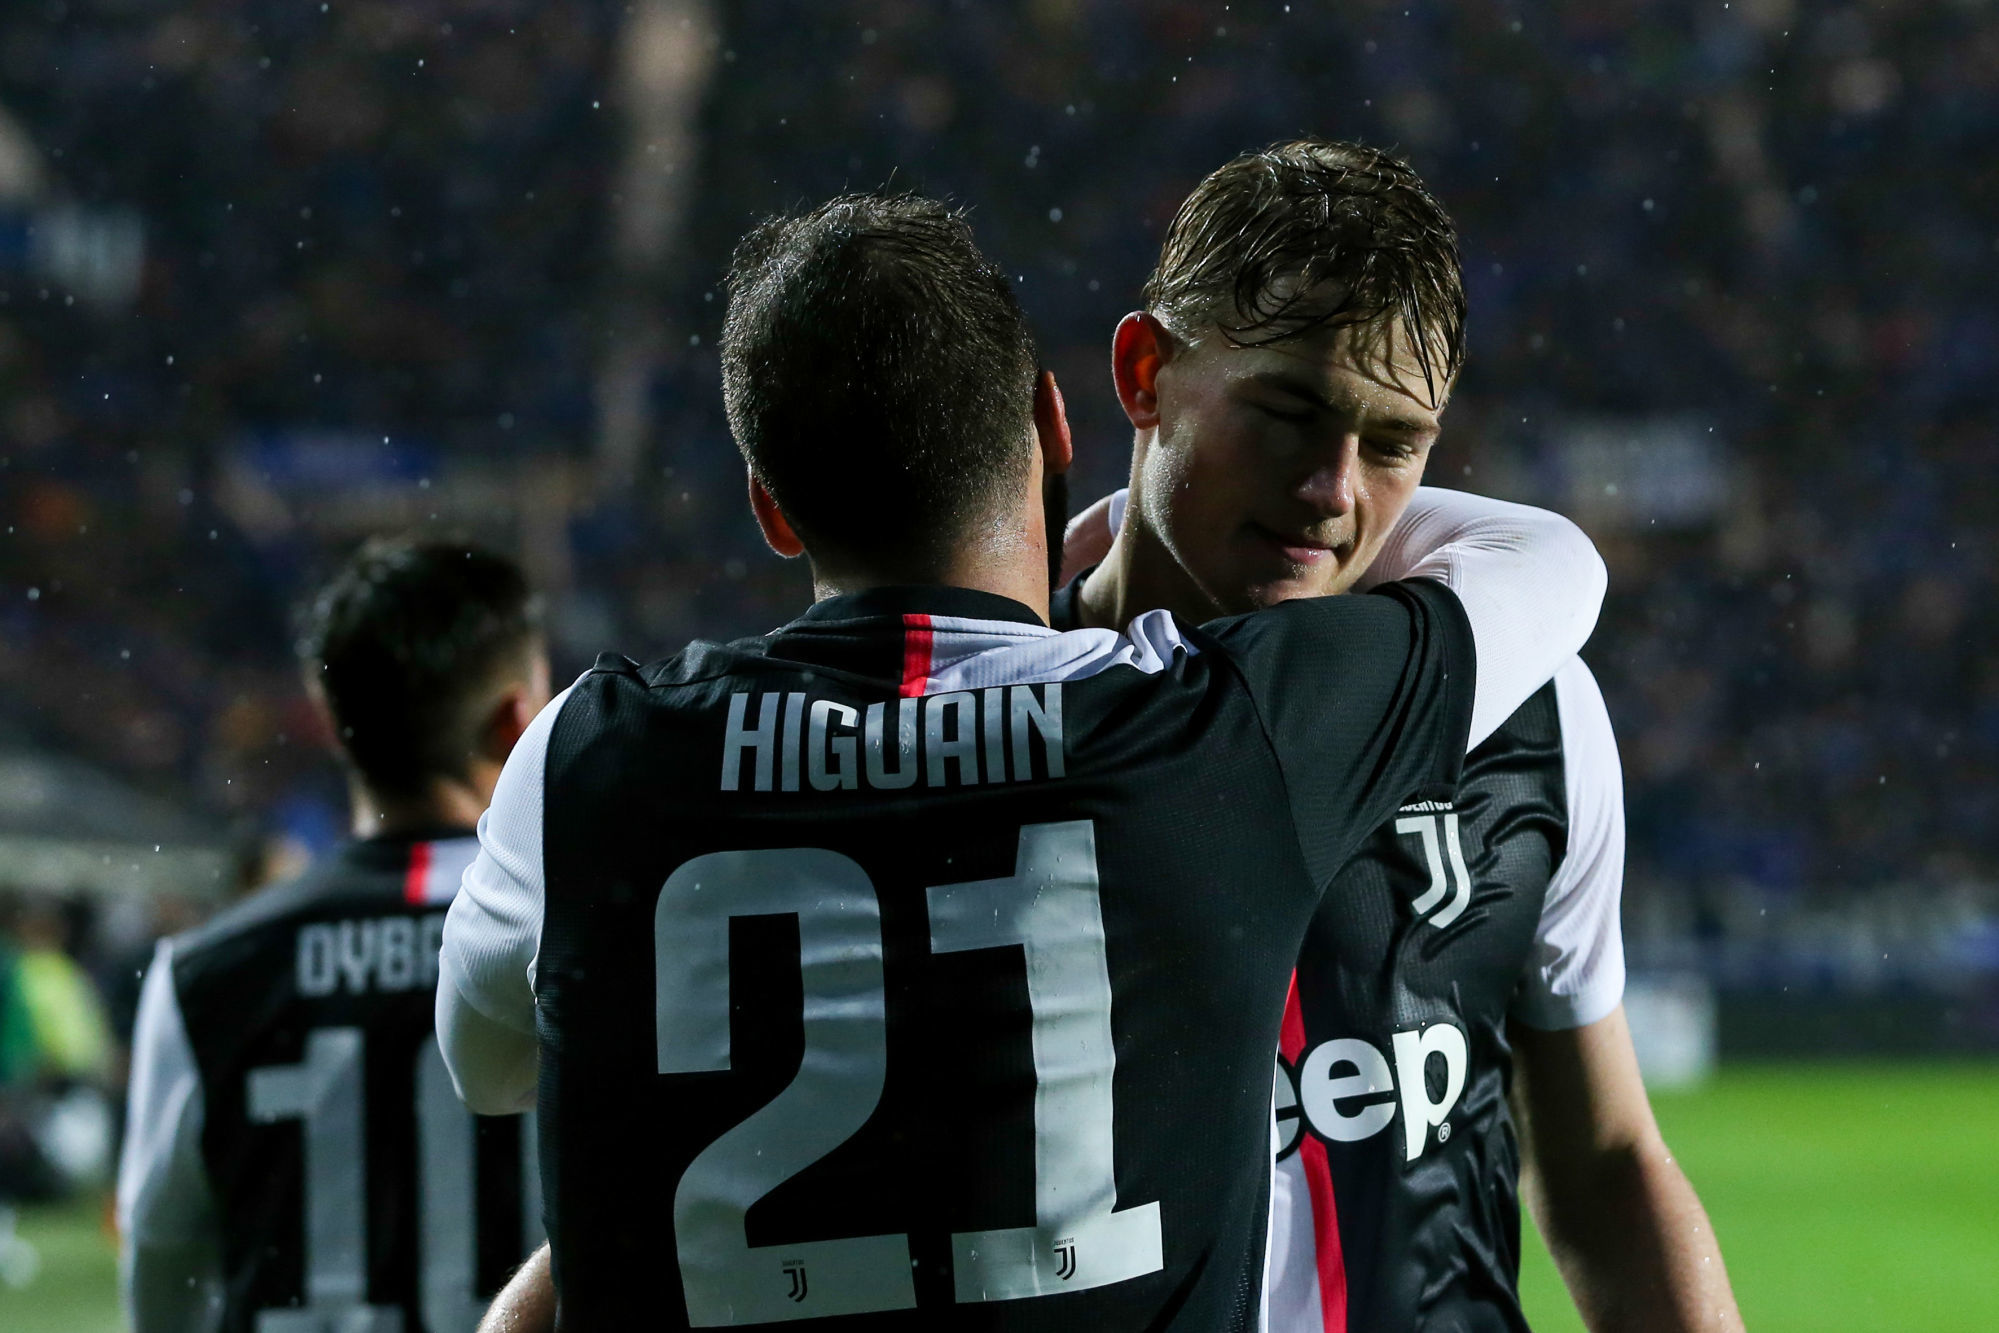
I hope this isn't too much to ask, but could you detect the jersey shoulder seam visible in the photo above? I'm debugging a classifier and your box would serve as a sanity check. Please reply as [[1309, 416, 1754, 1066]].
[[1190, 622, 1328, 895]]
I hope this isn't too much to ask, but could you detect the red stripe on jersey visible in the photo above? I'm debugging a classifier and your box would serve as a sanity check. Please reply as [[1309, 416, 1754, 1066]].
[[1282, 972, 1349, 1332], [900, 613, 934, 697], [1280, 970, 1308, 1061], [404, 841, 432, 906]]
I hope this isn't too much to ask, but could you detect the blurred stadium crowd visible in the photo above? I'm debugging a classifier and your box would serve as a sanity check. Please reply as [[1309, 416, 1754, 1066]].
[[1, 0, 1997, 1173]]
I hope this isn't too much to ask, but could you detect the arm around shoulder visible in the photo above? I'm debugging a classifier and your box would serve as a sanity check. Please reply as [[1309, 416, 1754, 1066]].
[[1361, 486, 1607, 747]]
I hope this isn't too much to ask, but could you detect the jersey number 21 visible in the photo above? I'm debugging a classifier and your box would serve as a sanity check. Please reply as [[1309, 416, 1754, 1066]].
[[656, 820, 1164, 1326]]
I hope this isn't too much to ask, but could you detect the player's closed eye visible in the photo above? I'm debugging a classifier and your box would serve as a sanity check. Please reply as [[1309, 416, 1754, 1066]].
[[1252, 400, 1316, 425]]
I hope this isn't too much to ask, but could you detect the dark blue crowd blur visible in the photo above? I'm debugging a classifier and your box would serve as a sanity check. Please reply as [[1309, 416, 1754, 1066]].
[[1, 1, 1994, 970]]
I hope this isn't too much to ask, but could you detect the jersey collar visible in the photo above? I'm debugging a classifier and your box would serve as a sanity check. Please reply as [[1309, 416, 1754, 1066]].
[[791, 585, 1051, 630], [1048, 567, 1094, 633]]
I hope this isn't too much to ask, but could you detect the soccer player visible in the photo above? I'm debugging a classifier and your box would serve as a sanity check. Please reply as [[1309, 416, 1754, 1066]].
[[118, 539, 553, 1332], [1058, 140, 1743, 1331], [438, 192, 1604, 1330]]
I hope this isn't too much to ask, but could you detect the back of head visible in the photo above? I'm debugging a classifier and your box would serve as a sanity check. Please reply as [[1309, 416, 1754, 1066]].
[[1144, 138, 1465, 403], [720, 193, 1039, 571], [298, 537, 540, 801]]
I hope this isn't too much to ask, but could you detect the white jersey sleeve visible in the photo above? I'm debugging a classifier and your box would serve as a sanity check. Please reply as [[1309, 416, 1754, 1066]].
[[1511, 657, 1628, 1030], [437, 685, 569, 1113], [1104, 486, 1606, 750], [118, 939, 225, 1331], [1356, 486, 1606, 749]]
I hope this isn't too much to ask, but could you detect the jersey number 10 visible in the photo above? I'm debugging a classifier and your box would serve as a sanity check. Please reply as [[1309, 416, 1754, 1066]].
[[656, 819, 1165, 1326], [245, 1031, 542, 1331]]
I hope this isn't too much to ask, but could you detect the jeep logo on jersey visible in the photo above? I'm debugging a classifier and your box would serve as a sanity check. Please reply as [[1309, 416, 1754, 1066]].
[[1275, 1022, 1469, 1162]]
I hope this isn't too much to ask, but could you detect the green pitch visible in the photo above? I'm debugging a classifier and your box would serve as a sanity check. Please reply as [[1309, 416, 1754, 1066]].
[[10, 1062, 1998, 1331], [1519, 1062, 1999, 1332]]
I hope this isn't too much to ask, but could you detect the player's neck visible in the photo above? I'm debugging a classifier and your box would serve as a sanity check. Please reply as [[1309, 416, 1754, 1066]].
[[809, 511, 1054, 623], [348, 773, 489, 841], [1079, 518, 1224, 631]]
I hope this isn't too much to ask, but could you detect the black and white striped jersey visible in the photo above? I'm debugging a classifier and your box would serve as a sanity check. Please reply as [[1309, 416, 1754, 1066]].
[[442, 582, 1477, 1331], [118, 834, 544, 1332], [1061, 488, 1627, 1333], [1262, 658, 1626, 1333]]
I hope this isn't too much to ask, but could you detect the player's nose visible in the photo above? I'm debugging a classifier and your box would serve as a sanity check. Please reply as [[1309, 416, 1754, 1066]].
[[1294, 436, 1359, 517]]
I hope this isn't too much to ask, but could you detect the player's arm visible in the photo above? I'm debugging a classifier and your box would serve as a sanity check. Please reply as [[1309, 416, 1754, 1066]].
[[1513, 1013, 1742, 1333], [1207, 580, 1480, 887], [118, 940, 225, 1333], [1058, 489, 1120, 587], [479, 1242, 557, 1333], [1507, 662, 1743, 1332], [1067, 485, 1605, 748], [437, 688, 570, 1115], [1352, 485, 1606, 746]]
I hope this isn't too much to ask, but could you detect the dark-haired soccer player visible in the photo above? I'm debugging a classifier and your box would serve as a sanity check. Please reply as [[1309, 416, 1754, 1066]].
[[119, 539, 552, 1332], [441, 191, 1604, 1331], [1059, 139, 1742, 1332]]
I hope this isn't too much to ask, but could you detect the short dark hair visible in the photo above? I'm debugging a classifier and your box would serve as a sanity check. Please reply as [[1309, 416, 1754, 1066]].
[[720, 193, 1038, 568], [1143, 138, 1466, 402], [298, 538, 540, 798]]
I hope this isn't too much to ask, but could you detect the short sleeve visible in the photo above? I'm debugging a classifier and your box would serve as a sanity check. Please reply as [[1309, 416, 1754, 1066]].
[[1511, 658, 1628, 1030], [440, 685, 570, 1035], [1205, 580, 1477, 889], [117, 939, 217, 1244]]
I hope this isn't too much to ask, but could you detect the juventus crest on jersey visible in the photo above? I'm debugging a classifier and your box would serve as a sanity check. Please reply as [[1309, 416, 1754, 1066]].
[[1265, 659, 1627, 1333], [120, 835, 544, 1332], [1042, 572, 1627, 1333], [444, 582, 1477, 1330]]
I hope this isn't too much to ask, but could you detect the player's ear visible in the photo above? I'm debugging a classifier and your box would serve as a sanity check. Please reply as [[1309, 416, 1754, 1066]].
[[478, 682, 537, 764], [747, 472, 806, 558], [1033, 369, 1073, 477], [1112, 312, 1170, 431]]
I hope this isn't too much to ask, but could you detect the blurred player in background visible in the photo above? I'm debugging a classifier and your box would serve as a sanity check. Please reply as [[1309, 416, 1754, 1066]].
[[442, 191, 1604, 1330], [118, 539, 552, 1332], [1058, 139, 1742, 1332]]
